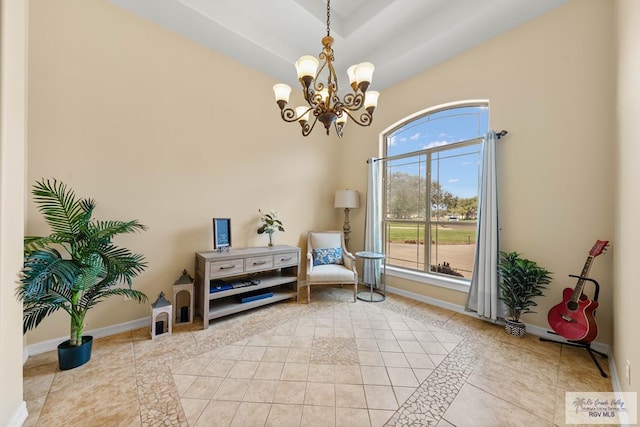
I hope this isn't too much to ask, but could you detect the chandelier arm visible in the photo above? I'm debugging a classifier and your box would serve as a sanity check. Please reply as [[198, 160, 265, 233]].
[[340, 92, 365, 110], [323, 51, 338, 95], [280, 106, 306, 123], [310, 91, 324, 107], [303, 86, 317, 105], [340, 108, 373, 127], [301, 115, 319, 136], [313, 56, 329, 94]]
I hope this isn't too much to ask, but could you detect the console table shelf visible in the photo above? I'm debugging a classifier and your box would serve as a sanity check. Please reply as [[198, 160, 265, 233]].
[[195, 245, 300, 329]]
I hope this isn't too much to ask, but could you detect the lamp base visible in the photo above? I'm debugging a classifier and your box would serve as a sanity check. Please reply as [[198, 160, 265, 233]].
[[343, 208, 351, 249]]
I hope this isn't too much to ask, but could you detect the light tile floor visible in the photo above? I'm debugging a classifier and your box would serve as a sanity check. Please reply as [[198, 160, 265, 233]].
[[23, 287, 613, 426]]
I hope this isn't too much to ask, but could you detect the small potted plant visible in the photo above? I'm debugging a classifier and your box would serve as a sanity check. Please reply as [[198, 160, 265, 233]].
[[19, 179, 148, 370], [257, 209, 284, 247], [498, 251, 552, 337]]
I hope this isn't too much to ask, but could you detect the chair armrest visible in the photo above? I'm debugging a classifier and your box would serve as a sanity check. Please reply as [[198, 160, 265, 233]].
[[343, 250, 356, 270], [307, 252, 314, 273]]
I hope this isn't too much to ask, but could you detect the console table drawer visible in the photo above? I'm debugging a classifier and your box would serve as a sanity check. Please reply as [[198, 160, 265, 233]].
[[210, 259, 244, 278], [245, 255, 273, 273], [274, 252, 298, 268]]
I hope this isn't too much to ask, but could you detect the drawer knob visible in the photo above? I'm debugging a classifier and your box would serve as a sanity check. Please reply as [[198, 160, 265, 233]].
[[281, 257, 292, 261], [253, 261, 267, 265], [219, 265, 235, 270]]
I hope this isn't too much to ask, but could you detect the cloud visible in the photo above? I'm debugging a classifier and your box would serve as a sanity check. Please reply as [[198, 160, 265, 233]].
[[424, 140, 449, 149], [461, 161, 471, 166], [448, 178, 459, 183], [409, 133, 421, 140]]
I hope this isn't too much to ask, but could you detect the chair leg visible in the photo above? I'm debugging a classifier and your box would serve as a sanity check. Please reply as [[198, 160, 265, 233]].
[[353, 282, 357, 302]]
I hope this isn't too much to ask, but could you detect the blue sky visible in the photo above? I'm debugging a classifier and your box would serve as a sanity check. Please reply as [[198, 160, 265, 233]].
[[387, 106, 488, 199]]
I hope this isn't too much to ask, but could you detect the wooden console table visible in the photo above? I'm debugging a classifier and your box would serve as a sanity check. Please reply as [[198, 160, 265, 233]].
[[195, 245, 300, 329]]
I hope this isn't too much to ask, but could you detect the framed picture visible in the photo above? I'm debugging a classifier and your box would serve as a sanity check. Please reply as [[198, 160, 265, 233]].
[[212, 218, 231, 251]]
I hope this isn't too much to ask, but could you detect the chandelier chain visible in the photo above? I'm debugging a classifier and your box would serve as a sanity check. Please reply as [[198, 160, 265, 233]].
[[326, 0, 331, 37]]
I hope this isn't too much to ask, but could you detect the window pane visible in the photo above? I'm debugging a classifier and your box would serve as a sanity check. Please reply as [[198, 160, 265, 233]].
[[385, 156, 427, 220], [387, 106, 488, 157], [429, 144, 479, 279], [430, 144, 480, 220], [430, 222, 476, 279], [385, 221, 425, 271]]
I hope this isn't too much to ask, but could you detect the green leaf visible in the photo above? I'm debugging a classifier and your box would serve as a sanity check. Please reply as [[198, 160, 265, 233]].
[[31, 179, 88, 236]]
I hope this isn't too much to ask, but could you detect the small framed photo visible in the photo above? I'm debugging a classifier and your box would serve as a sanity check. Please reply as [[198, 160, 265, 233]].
[[213, 218, 231, 251]]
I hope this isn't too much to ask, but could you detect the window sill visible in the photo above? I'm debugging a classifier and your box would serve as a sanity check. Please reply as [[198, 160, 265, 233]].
[[384, 266, 470, 293]]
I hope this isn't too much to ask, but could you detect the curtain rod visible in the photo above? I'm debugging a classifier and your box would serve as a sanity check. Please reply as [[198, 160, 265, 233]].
[[367, 129, 508, 163]]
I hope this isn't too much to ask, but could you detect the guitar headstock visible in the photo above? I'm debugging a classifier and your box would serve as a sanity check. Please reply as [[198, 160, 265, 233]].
[[589, 240, 609, 257]]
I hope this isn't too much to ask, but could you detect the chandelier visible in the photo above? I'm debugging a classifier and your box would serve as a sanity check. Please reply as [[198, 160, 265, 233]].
[[272, 0, 379, 138]]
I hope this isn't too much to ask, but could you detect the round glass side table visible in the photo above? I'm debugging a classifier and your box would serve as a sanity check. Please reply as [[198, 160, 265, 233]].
[[355, 251, 386, 302]]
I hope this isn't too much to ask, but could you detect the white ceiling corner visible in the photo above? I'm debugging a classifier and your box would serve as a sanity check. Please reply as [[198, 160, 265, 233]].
[[106, 0, 568, 90]]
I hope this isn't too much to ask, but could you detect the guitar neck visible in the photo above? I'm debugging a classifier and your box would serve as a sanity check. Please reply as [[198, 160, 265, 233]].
[[570, 256, 594, 303]]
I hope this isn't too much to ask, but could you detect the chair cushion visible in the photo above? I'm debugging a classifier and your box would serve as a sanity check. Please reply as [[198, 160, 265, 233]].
[[312, 247, 344, 266], [308, 264, 355, 283]]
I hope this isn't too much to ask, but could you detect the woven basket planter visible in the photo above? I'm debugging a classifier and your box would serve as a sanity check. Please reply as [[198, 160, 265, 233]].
[[505, 319, 526, 338]]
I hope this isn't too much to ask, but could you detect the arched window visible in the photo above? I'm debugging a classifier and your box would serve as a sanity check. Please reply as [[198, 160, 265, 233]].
[[382, 101, 488, 285]]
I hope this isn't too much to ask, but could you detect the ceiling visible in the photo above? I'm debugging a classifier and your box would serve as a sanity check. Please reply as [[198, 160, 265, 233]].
[[106, 0, 567, 90]]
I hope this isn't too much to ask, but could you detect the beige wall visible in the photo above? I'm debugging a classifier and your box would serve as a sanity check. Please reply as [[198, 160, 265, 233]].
[[26, 0, 344, 344], [25, 0, 619, 353], [342, 0, 616, 345], [614, 0, 640, 393], [0, 0, 27, 425]]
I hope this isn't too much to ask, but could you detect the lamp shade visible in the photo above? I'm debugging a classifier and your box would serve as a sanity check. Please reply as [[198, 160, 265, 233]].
[[273, 83, 291, 103], [364, 91, 379, 110], [354, 62, 375, 85], [295, 55, 319, 79], [334, 189, 360, 209]]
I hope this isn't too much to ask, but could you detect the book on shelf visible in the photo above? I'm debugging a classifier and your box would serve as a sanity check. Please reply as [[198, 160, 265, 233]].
[[239, 290, 273, 304], [210, 284, 232, 293]]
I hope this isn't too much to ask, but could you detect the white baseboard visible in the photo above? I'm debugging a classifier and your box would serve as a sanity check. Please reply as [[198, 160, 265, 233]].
[[387, 285, 482, 317], [26, 317, 151, 356], [6, 401, 27, 427]]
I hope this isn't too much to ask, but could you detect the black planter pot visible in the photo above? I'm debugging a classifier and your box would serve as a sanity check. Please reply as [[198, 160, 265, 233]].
[[57, 336, 93, 370]]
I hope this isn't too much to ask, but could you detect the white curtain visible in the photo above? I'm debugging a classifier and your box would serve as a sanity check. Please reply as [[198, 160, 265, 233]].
[[466, 131, 506, 320], [364, 157, 382, 286]]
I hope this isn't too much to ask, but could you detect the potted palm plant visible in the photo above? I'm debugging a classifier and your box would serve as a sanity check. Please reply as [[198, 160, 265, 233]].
[[498, 251, 552, 337], [19, 179, 148, 370]]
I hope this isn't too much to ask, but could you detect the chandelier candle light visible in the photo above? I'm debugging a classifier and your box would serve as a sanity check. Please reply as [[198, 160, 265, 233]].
[[273, 0, 379, 138]]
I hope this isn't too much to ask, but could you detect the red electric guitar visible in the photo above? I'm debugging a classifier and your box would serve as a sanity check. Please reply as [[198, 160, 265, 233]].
[[547, 240, 608, 343]]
